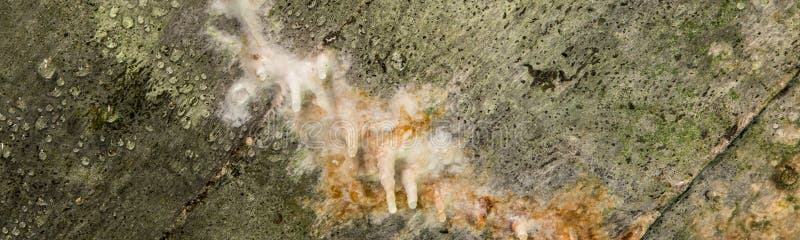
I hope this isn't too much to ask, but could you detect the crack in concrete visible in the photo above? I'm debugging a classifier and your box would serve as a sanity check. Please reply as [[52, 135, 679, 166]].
[[159, 113, 271, 239], [158, 2, 379, 238], [641, 67, 800, 239], [321, 0, 372, 46]]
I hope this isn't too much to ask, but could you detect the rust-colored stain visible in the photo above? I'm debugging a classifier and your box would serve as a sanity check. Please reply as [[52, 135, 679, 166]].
[[311, 152, 614, 240], [286, 69, 614, 238], [210, 0, 616, 239]]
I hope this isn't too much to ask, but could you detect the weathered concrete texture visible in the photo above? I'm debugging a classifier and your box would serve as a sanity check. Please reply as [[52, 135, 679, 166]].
[[0, 1, 239, 239], [271, 0, 799, 238], [643, 72, 800, 239], [0, 0, 799, 239]]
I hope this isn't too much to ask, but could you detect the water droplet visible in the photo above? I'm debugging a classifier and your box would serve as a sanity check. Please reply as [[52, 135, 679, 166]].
[[170, 0, 180, 8], [56, 77, 65, 86], [35, 116, 47, 130], [50, 88, 63, 98], [180, 84, 193, 93], [69, 87, 81, 97], [168, 76, 178, 84], [207, 133, 216, 142], [185, 150, 194, 158], [15, 98, 26, 110], [109, 6, 119, 18], [1, 148, 10, 159], [126, 140, 135, 150], [166, 66, 174, 74], [122, 16, 134, 28], [81, 157, 90, 166], [37, 57, 57, 79], [271, 141, 285, 151], [390, 51, 406, 71], [151, 7, 167, 17], [106, 39, 117, 49], [170, 49, 183, 62], [45, 135, 52, 143], [38, 150, 47, 161], [75, 63, 92, 77], [137, 15, 145, 24]]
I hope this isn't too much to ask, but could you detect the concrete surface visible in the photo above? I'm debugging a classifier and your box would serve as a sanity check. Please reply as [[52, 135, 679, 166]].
[[1, 0, 798, 239]]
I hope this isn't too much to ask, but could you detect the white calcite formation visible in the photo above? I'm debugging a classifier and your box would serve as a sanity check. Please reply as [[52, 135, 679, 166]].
[[209, 1, 611, 239], [209, 0, 465, 215]]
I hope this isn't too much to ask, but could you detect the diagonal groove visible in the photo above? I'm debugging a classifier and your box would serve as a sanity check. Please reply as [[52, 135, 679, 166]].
[[641, 67, 800, 239], [159, 2, 376, 238], [159, 115, 269, 240]]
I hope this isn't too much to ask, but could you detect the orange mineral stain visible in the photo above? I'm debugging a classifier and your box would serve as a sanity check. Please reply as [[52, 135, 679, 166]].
[[210, 0, 615, 239]]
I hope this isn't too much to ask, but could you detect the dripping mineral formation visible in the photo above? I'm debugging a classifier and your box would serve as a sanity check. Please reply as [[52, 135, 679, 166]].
[[210, 0, 614, 239]]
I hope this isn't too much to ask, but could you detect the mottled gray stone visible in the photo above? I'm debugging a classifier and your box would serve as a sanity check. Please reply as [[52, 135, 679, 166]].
[[0, 0, 798, 239]]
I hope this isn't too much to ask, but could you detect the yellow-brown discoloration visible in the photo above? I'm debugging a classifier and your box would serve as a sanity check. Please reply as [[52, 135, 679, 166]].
[[211, 0, 616, 239]]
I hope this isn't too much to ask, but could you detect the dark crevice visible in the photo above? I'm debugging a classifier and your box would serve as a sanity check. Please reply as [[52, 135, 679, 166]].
[[641, 68, 800, 239], [156, 2, 383, 237], [159, 109, 275, 239], [321, 0, 372, 46]]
